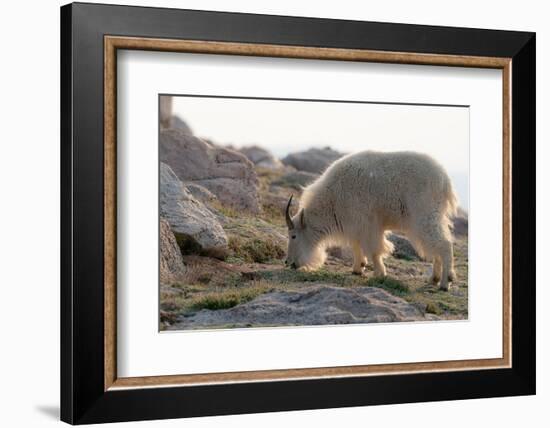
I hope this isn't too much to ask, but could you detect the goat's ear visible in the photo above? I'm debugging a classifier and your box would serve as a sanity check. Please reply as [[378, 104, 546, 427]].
[[299, 209, 306, 228]]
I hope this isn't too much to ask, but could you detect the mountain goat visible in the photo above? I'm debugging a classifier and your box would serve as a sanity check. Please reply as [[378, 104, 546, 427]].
[[285, 151, 458, 290]]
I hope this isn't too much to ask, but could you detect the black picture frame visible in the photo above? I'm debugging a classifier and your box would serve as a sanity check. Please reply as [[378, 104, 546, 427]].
[[61, 2, 535, 424]]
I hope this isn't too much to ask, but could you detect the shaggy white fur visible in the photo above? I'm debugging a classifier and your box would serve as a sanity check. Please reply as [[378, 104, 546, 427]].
[[285, 150, 458, 291]]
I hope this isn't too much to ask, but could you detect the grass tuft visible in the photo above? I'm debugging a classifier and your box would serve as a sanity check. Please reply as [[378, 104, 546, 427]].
[[228, 235, 285, 263], [425, 302, 442, 315], [255, 268, 346, 285], [210, 200, 240, 218], [187, 283, 273, 312], [366, 276, 410, 296]]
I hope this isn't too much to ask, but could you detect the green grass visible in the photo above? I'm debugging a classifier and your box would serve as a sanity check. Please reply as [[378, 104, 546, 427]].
[[255, 268, 347, 285], [366, 276, 410, 296], [185, 283, 274, 312], [400, 283, 468, 317], [424, 302, 442, 315], [255, 268, 411, 298], [161, 280, 278, 320], [227, 230, 286, 264], [210, 200, 241, 218], [189, 293, 252, 311], [242, 239, 285, 263]]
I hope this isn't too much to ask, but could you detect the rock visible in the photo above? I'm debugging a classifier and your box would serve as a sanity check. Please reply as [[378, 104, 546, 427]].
[[158, 94, 193, 133], [160, 162, 228, 257], [170, 115, 193, 135], [170, 285, 434, 329], [184, 182, 218, 204], [159, 218, 187, 284], [453, 207, 468, 237], [272, 170, 319, 190], [281, 147, 344, 173], [388, 233, 421, 261], [160, 129, 261, 213], [327, 246, 354, 263], [238, 145, 285, 170]]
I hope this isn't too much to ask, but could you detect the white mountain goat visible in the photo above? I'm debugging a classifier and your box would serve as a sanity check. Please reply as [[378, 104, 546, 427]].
[[284, 151, 458, 290]]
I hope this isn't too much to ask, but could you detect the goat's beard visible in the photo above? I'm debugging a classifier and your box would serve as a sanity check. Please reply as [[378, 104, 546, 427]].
[[296, 245, 327, 272]]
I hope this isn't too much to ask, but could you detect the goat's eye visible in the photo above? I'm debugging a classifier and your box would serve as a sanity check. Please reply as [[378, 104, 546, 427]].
[[291, 235, 296, 239]]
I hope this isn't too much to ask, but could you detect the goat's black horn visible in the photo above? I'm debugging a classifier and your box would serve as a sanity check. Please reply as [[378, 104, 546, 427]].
[[285, 195, 294, 229]]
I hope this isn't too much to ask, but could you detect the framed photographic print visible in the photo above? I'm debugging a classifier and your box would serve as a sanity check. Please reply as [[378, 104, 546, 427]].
[[60, 2, 536, 424]]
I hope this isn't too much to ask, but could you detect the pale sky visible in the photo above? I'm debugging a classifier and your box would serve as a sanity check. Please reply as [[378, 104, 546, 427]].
[[171, 96, 469, 210]]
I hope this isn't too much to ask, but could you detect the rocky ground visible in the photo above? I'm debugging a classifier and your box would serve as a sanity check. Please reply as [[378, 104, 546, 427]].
[[159, 114, 469, 331]]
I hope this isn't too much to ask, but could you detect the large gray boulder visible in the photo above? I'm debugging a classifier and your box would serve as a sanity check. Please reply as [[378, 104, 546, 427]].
[[170, 285, 434, 329], [170, 115, 193, 135], [272, 170, 319, 190], [327, 234, 420, 264], [159, 218, 186, 285], [184, 182, 218, 205], [388, 233, 421, 261], [158, 95, 193, 133], [238, 145, 285, 170], [160, 129, 261, 213], [160, 162, 228, 257], [281, 147, 344, 173]]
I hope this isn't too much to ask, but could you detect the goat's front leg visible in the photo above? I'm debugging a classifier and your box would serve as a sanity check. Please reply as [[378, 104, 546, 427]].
[[352, 242, 366, 275]]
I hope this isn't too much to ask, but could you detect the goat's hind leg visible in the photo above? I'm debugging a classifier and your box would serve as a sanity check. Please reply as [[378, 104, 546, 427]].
[[415, 216, 456, 291], [371, 254, 387, 278], [438, 240, 455, 291], [430, 256, 442, 285]]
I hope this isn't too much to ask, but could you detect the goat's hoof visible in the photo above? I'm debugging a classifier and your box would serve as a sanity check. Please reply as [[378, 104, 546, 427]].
[[430, 275, 441, 285], [439, 282, 450, 291], [448, 270, 457, 282], [352, 269, 364, 276]]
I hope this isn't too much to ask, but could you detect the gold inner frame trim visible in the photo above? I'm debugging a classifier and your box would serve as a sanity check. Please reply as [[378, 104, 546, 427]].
[[104, 35, 512, 391]]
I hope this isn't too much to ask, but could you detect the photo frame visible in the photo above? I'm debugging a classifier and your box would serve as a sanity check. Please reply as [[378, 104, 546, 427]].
[[61, 2, 535, 424]]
